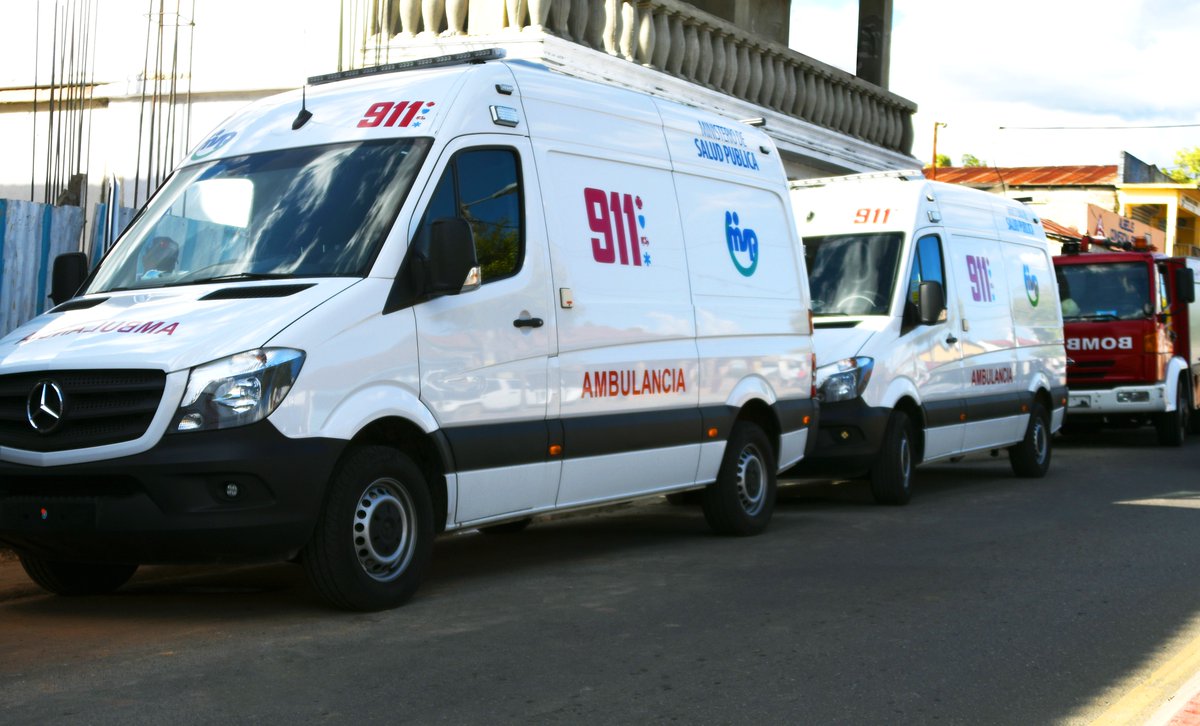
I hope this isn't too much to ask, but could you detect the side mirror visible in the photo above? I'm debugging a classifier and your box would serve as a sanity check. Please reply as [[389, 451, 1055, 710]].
[[1176, 267, 1196, 304], [424, 217, 480, 296], [918, 280, 945, 325], [50, 252, 89, 305]]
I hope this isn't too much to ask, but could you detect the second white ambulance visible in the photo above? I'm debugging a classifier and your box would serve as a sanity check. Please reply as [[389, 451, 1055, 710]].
[[787, 170, 1067, 503], [0, 50, 815, 610]]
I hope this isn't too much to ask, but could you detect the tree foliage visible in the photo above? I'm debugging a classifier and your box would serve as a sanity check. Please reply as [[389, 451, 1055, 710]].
[[961, 154, 985, 167], [1167, 147, 1200, 183]]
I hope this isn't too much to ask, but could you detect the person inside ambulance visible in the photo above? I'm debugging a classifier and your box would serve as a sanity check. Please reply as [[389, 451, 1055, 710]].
[[139, 236, 179, 280]]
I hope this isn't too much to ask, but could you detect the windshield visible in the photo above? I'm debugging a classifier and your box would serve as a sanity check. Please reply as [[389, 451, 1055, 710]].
[[1055, 261, 1152, 321], [804, 232, 904, 316], [87, 138, 432, 293]]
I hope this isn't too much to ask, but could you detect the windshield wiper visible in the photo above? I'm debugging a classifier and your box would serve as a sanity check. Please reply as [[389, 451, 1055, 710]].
[[1068, 313, 1119, 321], [167, 272, 296, 286]]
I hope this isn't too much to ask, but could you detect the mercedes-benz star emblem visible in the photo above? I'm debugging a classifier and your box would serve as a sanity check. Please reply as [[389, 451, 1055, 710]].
[[26, 380, 66, 434]]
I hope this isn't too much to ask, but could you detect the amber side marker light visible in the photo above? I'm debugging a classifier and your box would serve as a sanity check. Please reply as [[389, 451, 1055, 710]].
[[549, 445, 563, 457], [802, 415, 811, 425], [707, 428, 719, 439]]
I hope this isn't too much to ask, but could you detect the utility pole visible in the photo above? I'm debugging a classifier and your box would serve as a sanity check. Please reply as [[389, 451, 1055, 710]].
[[932, 121, 947, 180]]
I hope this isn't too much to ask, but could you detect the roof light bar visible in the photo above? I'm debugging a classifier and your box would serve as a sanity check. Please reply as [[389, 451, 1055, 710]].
[[790, 169, 926, 188], [307, 48, 506, 86]]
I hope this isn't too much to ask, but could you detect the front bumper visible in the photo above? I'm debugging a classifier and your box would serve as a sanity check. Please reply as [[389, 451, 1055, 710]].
[[1067, 383, 1168, 416], [0, 421, 345, 564], [781, 398, 891, 479]]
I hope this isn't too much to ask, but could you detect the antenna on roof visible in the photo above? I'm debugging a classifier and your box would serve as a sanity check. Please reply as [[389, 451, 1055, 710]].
[[292, 84, 313, 130]]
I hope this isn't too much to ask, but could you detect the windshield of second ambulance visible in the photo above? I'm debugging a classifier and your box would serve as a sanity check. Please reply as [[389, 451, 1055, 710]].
[[1055, 261, 1151, 322], [804, 232, 904, 316], [86, 137, 432, 293]]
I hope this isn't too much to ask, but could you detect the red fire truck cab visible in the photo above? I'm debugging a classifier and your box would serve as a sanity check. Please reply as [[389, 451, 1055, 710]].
[[1054, 247, 1200, 444]]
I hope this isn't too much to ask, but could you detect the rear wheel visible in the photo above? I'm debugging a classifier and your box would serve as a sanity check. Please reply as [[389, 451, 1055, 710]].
[[19, 555, 137, 596], [302, 446, 434, 611], [1189, 381, 1200, 435], [1155, 378, 1188, 446], [869, 411, 915, 505], [701, 421, 776, 536], [1010, 400, 1052, 477]]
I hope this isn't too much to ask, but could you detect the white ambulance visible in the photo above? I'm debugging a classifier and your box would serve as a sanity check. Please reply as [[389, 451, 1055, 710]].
[[0, 50, 816, 610], [787, 170, 1066, 504]]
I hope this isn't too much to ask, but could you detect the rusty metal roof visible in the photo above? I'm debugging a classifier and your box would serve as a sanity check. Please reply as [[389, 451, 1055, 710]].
[[924, 166, 1118, 186], [1040, 218, 1082, 241]]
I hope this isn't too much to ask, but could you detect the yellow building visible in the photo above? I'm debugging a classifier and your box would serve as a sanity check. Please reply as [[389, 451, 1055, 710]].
[[1117, 182, 1200, 257]]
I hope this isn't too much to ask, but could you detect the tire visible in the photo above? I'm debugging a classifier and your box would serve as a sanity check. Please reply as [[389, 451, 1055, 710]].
[[478, 517, 533, 535], [869, 411, 915, 505], [1010, 400, 1052, 477], [1190, 383, 1200, 436], [701, 421, 776, 536], [19, 554, 137, 596], [302, 446, 435, 611], [1155, 378, 1188, 447]]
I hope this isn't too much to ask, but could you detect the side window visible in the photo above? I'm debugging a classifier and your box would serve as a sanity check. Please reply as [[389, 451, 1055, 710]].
[[416, 147, 523, 284], [1158, 268, 1170, 313], [904, 234, 946, 327]]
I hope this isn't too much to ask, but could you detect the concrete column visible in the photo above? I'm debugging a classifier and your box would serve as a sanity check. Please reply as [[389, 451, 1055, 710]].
[[1167, 201, 1179, 254], [856, 0, 891, 88]]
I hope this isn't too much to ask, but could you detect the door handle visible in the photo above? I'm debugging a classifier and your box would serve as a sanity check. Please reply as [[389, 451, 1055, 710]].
[[513, 317, 544, 328], [945, 334, 958, 345]]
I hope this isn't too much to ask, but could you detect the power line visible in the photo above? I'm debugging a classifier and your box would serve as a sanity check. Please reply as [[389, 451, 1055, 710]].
[[1000, 123, 1200, 131]]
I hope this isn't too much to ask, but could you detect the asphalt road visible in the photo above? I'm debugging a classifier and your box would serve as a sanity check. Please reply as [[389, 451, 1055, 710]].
[[1, 427, 1199, 725]]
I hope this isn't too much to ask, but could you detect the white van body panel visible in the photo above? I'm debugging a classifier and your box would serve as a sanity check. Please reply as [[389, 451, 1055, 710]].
[[790, 170, 1066, 480]]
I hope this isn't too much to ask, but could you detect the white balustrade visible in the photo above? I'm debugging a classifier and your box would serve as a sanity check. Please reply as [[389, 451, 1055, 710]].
[[350, 0, 916, 154]]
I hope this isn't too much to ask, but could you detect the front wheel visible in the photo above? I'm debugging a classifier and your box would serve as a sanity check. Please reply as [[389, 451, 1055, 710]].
[[19, 554, 137, 596], [869, 411, 915, 504], [302, 446, 435, 611], [1156, 378, 1189, 446], [1010, 401, 1052, 477], [701, 421, 776, 536]]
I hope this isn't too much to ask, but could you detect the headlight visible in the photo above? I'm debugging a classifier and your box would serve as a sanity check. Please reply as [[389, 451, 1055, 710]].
[[172, 348, 305, 433], [816, 356, 874, 403]]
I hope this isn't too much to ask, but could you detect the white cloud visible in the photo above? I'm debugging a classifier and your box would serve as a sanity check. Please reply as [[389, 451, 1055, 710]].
[[792, 0, 1200, 168]]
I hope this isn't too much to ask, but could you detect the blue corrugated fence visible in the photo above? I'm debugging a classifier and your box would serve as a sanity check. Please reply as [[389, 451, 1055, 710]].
[[0, 200, 86, 338]]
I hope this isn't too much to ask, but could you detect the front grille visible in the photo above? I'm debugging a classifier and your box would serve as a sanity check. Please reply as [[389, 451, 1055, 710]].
[[0, 370, 166, 452]]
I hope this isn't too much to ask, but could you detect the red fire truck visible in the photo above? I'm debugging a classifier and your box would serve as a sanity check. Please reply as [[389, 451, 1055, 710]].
[[1054, 244, 1200, 444]]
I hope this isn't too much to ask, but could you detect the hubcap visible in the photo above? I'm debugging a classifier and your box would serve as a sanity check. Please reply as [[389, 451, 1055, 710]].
[[1033, 419, 1048, 463], [735, 444, 768, 516], [353, 478, 416, 582], [898, 433, 912, 488]]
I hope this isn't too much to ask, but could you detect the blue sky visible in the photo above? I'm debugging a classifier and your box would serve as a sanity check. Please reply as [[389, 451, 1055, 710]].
[[789, 0, 1200, 171]]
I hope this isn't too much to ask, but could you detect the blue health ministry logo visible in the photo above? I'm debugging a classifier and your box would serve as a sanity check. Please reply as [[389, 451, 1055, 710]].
[[1023, 264, 1040, 307], [191, 130, 237, 160], [725, 211, 758, 277]]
